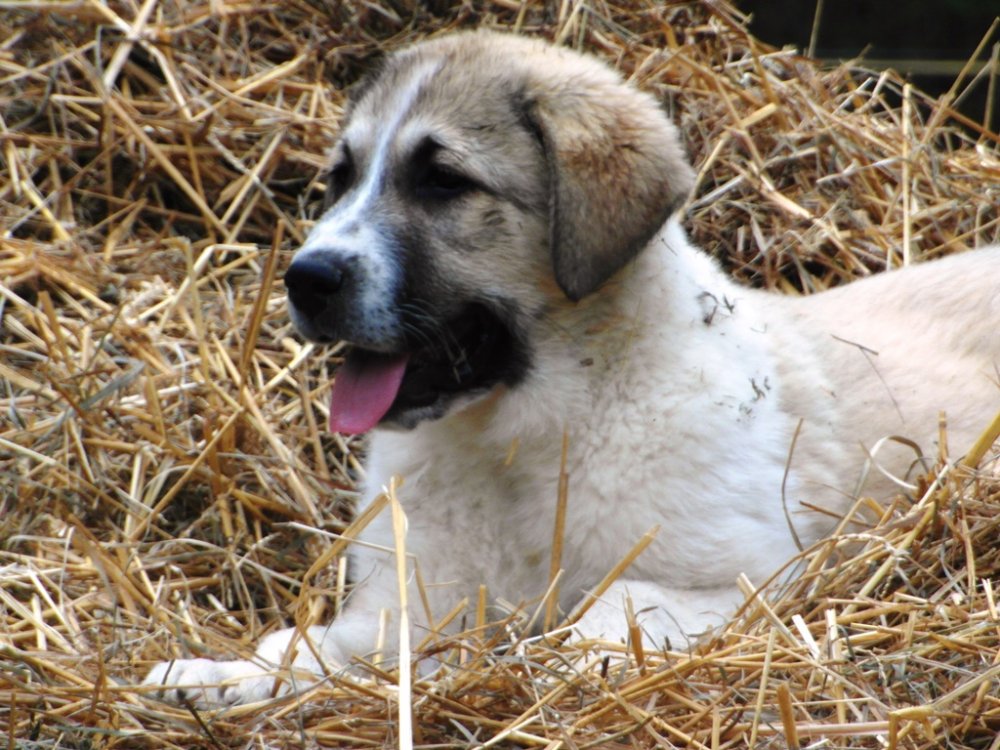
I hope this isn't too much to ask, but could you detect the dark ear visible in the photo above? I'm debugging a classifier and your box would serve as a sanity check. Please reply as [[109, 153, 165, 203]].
[[527, 76, 695, 301]]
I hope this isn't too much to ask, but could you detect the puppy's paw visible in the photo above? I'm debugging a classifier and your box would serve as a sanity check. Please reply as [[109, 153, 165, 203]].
[[142, 657, 296, 708], [142, 626, 343, 707]]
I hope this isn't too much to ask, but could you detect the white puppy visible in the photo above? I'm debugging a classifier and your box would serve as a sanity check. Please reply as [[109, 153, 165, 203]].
[[145, 31, 1000, 707]]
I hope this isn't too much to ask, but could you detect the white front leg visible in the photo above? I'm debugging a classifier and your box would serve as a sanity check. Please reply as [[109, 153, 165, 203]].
[[571, 578, 745, 651]]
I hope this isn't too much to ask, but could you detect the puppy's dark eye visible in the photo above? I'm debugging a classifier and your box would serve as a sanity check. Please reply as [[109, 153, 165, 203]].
[[418, 164, 477, 200], [323, 150, 355, 210], [324, 163, 352, 208]]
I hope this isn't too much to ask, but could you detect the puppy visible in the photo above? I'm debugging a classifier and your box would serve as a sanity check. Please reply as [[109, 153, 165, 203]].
[[145, 30, 1000, 707]]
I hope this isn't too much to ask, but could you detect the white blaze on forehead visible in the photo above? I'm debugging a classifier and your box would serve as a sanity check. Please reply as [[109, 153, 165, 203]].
[[304, 57, 443, 249]]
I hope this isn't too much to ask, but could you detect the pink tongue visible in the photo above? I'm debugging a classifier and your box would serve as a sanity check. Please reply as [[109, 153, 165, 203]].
[[329, 350, 410, 434]]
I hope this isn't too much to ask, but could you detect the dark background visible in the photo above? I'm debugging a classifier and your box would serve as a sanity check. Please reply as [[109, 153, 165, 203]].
[[744, 0, 999, 129]]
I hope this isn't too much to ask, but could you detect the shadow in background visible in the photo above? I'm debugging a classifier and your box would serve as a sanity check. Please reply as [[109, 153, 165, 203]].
[[744, 0, 998, 130]]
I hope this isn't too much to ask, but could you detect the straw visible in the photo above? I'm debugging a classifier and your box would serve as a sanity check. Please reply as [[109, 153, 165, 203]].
[[1, 1, 998, 747]]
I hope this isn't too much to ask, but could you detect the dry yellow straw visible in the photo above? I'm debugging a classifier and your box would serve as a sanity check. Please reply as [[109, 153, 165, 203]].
[[2, 1, 998, 747], [389, 478, 413, 750], [544, 430, 570, 632]]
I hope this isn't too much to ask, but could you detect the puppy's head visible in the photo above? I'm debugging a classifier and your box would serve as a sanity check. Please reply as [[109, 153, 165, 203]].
[[285, 31, 695, 433]]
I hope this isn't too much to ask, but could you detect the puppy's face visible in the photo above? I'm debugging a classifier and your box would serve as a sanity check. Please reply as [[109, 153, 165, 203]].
[[286, 32, 694, 433]]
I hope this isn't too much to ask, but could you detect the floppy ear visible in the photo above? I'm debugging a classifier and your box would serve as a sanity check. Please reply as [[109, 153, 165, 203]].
[[527, 73, 695, 301]]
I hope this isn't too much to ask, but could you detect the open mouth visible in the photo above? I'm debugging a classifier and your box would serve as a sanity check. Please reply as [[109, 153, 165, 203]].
[[328, 303, 519, 434]]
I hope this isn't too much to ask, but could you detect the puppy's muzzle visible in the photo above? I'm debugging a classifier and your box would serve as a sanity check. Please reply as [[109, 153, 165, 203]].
[[284, 244, 525, 435]]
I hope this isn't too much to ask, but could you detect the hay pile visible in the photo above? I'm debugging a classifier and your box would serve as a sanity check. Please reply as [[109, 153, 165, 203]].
[[2, 1, 999, 747]]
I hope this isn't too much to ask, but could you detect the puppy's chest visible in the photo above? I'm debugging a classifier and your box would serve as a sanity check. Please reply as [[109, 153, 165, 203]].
[[385, 437, 655, 595]]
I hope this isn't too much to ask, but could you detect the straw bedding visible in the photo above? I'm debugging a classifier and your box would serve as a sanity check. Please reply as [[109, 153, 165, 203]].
[[1, 1, 999, 747]]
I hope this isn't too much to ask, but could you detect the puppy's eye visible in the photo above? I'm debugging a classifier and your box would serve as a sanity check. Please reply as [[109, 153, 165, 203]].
[[418, 164, 477, 200], [324, 163, 352, 208], [322, 152, 355, 210]]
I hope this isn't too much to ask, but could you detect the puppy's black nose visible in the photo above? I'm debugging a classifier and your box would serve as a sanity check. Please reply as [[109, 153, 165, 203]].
[[284, 255, 345, 318]]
